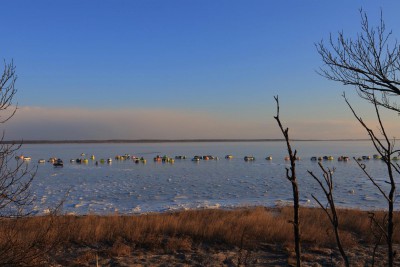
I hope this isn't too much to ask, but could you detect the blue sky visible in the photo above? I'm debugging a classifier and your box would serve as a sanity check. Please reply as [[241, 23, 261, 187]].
[[1, 1, 400, 140]]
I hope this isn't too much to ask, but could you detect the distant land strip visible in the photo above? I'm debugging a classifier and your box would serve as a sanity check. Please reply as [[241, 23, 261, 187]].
[[2, 139, 370, 144]]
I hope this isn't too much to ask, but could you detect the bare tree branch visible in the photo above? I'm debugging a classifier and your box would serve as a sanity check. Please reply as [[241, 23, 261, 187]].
[[308, 163, 349, 267], [0, 60, 18, 124], [342, 93, 396, 266], [317, 9, 400, 113]]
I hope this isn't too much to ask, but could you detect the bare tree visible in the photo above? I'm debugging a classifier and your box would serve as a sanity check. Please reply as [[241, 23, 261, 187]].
[[316, 9, 400, 113], [308, 163, 349, 267], [344, 92, 398, 266], [317, 10, 399, 266], [0, 60, 35, 217], [0, 60, 48, 265], [273, 95, 301, 267]]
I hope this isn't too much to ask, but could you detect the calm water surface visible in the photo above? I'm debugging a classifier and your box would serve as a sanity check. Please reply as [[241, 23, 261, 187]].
[[17, 141, 400, 215]]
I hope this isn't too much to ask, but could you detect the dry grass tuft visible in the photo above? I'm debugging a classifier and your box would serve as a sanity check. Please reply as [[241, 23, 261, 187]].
[[109, 238, 132, 257]]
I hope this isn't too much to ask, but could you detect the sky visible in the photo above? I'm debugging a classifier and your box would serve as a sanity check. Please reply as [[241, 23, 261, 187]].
[[1, 0, 400, 140]]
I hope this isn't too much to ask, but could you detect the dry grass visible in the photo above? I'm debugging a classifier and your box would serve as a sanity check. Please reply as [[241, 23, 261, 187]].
[[0, 207, 399, 265]]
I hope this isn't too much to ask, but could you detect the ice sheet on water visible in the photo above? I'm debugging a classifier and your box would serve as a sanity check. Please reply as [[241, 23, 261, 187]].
[[22, 141, 396, 215]]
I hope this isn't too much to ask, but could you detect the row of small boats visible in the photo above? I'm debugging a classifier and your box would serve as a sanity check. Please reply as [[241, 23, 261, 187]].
[[16, 152, 397, 167], [16, 156, 62, 166], [310, 154, 400, 161], [310, 156, 346, 161]]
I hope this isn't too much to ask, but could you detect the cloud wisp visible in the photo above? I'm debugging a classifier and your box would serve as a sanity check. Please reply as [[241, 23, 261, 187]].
[[3, 106, 268, 140]]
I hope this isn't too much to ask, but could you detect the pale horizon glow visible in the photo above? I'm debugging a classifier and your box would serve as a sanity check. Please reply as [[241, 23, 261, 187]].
[[4, 105, 399, 141]]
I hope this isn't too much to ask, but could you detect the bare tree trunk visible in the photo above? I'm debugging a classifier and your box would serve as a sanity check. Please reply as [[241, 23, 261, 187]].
[[292, 181, 301, 267], [331, 207, 349, 267], [387, 174, 395, 266]]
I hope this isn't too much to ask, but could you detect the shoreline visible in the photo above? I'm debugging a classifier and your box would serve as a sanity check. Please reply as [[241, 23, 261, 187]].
[[37, 203, 400, 217]]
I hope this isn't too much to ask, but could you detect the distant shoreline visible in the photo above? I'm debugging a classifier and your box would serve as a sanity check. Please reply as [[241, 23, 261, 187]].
[[2, 139, 370, 144]]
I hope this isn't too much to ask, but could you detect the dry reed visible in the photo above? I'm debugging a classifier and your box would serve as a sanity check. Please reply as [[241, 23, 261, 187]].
[[0, 207, 399, 265]]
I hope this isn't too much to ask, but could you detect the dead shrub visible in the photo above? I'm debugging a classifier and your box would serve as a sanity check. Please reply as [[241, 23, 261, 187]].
[[0, 215, 61, 265]]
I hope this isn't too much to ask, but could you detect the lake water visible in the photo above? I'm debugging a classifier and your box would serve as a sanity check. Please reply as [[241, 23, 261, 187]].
[[15, 141, 400, 215]]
